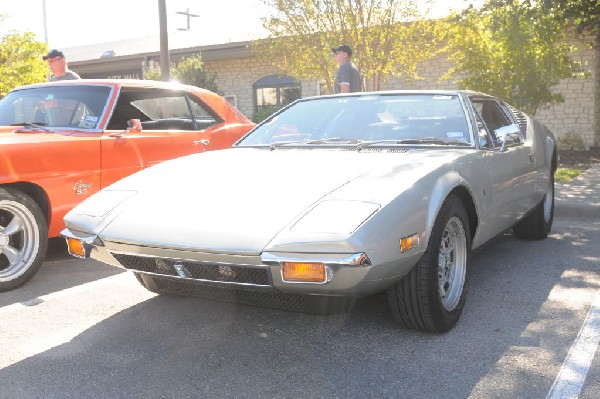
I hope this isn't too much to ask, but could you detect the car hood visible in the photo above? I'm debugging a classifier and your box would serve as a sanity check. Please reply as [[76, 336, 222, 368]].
[[70, 147, 465, 254], [0, 126, 80, 141]]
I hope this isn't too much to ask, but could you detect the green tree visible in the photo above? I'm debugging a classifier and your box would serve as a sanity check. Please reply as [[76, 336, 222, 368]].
[[540, 0, 599, 145], [442, 0, 585, 116], [254, 0, 438, 92], [0, 31, 48, 96], [540, 0, 599, 38], [144, 54, 220, 93]]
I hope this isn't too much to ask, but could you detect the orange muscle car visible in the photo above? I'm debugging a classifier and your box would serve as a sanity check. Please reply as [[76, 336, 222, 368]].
[[0, 79, 254, 291]]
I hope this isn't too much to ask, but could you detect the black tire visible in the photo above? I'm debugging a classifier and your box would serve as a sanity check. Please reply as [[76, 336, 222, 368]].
[[513, 174, 554, 240], [387, 194, 471, 333], [0, 187, 48, 292]]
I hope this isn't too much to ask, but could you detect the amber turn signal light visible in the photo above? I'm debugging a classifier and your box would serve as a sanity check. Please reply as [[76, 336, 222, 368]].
[[400, 233, 420, 253], [66, 237, 86, 258], [282, 262, 326, 283]]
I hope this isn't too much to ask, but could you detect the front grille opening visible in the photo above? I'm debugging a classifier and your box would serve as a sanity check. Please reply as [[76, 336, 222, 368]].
[[112, 253, 270, 286], [113, 254, 177, 276], [182, 262, 269, 285]]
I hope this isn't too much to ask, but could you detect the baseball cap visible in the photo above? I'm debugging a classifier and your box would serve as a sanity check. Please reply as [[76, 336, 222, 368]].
[[43, 49, 65, 60], [332, 45, 352, 57]]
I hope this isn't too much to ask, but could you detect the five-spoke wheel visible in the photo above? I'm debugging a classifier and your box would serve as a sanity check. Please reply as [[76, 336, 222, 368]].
[[0, 188, 48, 292]]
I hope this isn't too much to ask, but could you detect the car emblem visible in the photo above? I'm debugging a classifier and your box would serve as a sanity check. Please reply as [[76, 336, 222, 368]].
[[73, 179, 93, 195]]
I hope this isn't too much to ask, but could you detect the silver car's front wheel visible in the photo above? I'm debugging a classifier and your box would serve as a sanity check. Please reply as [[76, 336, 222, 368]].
[[437, 216, 468, 312], [0, 188, 48, 292], [387, 194, 471, 333]]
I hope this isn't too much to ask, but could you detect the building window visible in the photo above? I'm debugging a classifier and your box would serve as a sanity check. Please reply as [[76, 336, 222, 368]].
[[253, 74, 301, 113]]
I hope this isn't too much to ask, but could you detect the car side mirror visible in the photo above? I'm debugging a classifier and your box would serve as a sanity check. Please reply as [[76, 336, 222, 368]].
[[127, 119, 142, 132], [109, 119, 142, 137], [495, 123, 521, 152]]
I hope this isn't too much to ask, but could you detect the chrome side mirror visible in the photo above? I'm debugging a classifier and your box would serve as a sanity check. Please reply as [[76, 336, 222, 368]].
[[495, 123, 521, 152]]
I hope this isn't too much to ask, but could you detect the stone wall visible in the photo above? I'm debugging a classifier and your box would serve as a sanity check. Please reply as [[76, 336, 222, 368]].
[[204, 57, 279, 118], [205, 57, 323, 119], [534, 41, 596, 148]]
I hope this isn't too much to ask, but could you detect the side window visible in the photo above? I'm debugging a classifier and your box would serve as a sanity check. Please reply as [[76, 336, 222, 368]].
[[108, 89, 195, 131], [473, 109, 494, 149], [188, 96, 219, 131], [470, 98, 519, 147], [133, 96, 193, 130]]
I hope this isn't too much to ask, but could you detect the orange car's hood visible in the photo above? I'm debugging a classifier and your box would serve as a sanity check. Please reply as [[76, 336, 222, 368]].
[[0, 126, 78, 141]]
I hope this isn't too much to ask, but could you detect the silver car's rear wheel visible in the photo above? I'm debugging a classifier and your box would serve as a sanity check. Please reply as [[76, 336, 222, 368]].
[[513, 172, 554, 240], [0, 188, 48, 292], [387, 194, 471, 333]]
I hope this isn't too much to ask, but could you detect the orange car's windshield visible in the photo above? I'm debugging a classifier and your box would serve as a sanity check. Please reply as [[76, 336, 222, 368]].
[[0, 85, 111, 129]]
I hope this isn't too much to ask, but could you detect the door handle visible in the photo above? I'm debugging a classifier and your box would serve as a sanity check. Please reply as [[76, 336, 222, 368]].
[[194, 139, 209, 146], [529, 153, 535, 163]]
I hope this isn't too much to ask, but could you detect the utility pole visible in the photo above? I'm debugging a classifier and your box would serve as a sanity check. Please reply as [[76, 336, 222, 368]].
[[42, 0, 48, 44], [158, 0, 170, 81], [176, 8, 199, 31]]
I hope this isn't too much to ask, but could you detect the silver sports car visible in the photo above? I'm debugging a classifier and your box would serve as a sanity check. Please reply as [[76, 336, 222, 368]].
[[62, 90, 557, 333]]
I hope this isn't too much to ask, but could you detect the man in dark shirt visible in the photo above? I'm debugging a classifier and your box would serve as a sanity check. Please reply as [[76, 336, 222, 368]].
[[43, 49, 81, 81], [332, 44, 362, 93]]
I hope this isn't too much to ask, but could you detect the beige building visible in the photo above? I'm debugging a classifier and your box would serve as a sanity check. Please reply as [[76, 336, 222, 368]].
[[67, 31, 598, 148]]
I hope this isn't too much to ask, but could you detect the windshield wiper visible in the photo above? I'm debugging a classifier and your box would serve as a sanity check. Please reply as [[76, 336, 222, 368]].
[[357, 138, 471, 149], [269, 140, 306, 149], [269, 137, 359, 149], [12, 122, 55, 133], [305, 137, 361, 145]]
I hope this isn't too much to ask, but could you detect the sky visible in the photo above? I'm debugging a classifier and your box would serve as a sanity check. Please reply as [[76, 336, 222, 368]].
[[0, 0, 478, 50], [0, 0, 272, 48]]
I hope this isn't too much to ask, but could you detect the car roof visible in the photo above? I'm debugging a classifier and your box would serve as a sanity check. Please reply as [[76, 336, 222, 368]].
[[11, 79, 210, 94], [304, 89, 494, 101]]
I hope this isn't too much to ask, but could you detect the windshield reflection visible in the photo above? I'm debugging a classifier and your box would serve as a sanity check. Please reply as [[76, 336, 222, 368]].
[[238, 93, 473, 147]]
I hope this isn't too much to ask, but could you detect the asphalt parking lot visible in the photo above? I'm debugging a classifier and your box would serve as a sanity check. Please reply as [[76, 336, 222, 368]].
[[1, 167, 599, 398]]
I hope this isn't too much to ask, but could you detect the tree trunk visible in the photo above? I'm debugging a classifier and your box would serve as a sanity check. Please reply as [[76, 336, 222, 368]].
[[594, 34, 600, 147]]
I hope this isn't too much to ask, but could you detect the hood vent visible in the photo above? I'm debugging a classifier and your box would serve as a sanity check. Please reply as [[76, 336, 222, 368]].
[[342, 147, 409, 153]]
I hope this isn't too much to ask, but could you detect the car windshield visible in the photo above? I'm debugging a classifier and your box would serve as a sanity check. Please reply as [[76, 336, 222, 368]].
[[237, 93, 473, 147], [0, 85, 111, 129]]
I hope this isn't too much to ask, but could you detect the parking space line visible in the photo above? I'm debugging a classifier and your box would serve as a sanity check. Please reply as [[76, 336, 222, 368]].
[[546, 290, 600, 399], [0, 274, 126, 315]]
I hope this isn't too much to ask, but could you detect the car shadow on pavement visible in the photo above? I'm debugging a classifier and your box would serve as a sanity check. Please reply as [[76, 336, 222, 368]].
[[1, 222, 599, 398], [0, 238, 124, 308]]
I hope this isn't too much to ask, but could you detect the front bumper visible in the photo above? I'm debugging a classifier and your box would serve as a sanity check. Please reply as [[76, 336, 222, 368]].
[[61, 229, 421, 298]]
